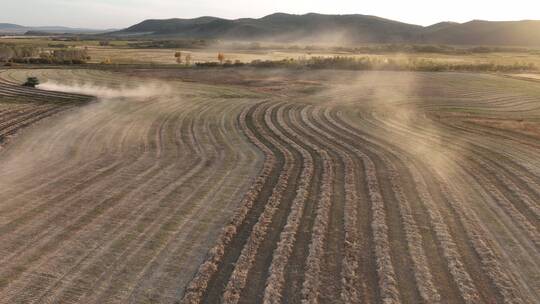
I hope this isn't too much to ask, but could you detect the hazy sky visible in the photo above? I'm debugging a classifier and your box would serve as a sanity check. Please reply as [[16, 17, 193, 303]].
[[2, 0, 539, 29]]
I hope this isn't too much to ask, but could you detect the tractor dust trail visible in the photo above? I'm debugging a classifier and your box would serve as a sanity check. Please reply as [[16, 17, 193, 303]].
[[0, 79, 261, 304], [38, 81, 173, 99]]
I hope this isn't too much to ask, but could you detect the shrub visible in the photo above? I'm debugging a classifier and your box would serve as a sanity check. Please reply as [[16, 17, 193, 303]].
[[48, 43, 67, 48], [218, 53, 225, 64], [52, 48, 89, 62], [244, 56, 537, 73], [195, 62, 220, 68]]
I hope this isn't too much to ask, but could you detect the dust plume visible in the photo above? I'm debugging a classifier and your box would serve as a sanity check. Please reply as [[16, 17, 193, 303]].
[[0, 79, 179, 189], [304, 70, 469, 179], [37, 81, 174, 99]]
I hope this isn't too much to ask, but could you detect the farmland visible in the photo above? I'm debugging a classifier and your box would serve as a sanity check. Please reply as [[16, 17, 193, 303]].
[[0, 73, 91, 146], [0, 67, 538, 304], [2, 36, 540, 69]]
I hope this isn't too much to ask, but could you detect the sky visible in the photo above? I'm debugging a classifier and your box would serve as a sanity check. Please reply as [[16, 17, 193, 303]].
[[1, 0, 539, 29]]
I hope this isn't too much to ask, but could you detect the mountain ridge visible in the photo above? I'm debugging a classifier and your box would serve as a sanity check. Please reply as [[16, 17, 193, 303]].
[[112, 13, 540, 46], [0, 23, 115, 34], [3, 13, 539, 46]]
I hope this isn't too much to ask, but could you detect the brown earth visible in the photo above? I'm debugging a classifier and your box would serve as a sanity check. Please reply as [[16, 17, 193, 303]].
[[0, 68, 538, 304]]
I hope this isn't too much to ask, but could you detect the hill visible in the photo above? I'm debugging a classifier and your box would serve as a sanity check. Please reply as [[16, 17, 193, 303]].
[[417, 20, 540, 46], [111, 13, 540, 46], [116, 13, 423, 44], [0, 23, 27, 34], [0, 23, 112, 35]]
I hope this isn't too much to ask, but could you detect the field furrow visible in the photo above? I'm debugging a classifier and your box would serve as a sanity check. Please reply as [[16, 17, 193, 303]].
[[1, 69, 538, 304]]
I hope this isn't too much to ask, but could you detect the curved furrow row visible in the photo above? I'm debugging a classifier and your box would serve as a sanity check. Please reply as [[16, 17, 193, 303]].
[[329, 124, 403, 304], [435, 120, 540, 199], [0, 99, 175, 263], [10, 100, 205, 303], [289, 107, 372, 303], [261, 103, 316, 304], [76, 98, 249, 304], [299, 150, 333, 304], [0, 106, 66, 138], [288, 106, 374, 303], [406, 163, 482, 304], [303, 107, 442, 303], [0, 98, 163, 225], [376, 114, 535, 303], [0, 106, 186, 298], [184, 100, 432, 304], [323, 109, 485, 303], [436, 174, 529, 304], [432, 120, 540, 185], [0, 104, 53, 127], [191, 102, 289, 304], [182, 102, 334, 304], [373, 113, 540, 250], [366, 112, 540, 243], [376, 113, 539, 300], [338, 110, 536, 302], [450, 119, 540, 150], [3, 69, 538, 303], [0, 84, 90, 102], [124, 101, 261, 304], [0, 79, 91, 150], [338, 153, 364, 303], [181, 102, 279, 304], [428, 115, 540, 190], [4, 96, 239, 302], [269, 103, 401, 304], [0, 72, 262, 303], [261, 104, 328, 304], [279, 107, 337, 304], [304, 106, 442, 303], [220, 102, 296, 304]]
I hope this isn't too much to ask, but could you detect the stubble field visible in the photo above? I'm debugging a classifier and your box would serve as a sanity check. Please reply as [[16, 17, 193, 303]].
[[0, 67, 538, 304]]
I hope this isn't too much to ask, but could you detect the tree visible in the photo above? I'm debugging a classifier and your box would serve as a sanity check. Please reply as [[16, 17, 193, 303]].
[[217, 53, 225, 64], [175, 51, 182, 64], [52, 48, 89, 63], [0, 46, 14, 62]]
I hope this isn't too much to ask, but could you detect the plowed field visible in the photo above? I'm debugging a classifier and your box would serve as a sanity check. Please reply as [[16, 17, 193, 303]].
[[0, 69, 538, 304]]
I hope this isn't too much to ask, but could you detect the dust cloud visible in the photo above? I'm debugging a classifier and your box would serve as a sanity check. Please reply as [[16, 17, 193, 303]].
[[306, 70, 467, 178], [38, 81, 173, 99], [0, 80, 178, 191]]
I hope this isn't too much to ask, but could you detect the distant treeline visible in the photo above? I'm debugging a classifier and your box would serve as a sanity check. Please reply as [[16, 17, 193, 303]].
[[329, 44, 539, 55], [196, 56, 537, 72], [220, 41, 540, 55], [127, 39, 216, 49], [89, 37, 540, 54], [0, 44, 90, 64], [0, 44, 42, 60]]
